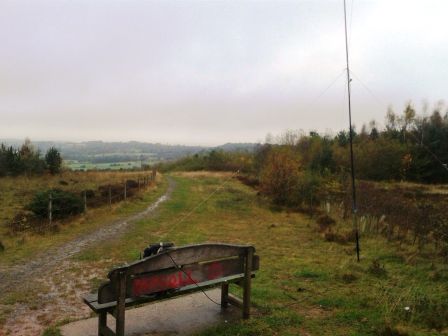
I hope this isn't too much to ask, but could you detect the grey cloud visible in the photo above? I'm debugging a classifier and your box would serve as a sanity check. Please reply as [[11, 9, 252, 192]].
[[0, 0, 446, 145]]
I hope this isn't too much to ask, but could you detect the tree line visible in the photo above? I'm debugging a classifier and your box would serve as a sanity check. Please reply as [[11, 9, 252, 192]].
[[0, 139, 62, 176], [343, 102, 448, 183], [159, 102, 448, 205], [254, 102, 448, 206]]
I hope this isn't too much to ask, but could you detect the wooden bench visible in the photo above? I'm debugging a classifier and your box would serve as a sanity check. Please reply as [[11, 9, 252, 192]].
[[83, 243, 260, 336]]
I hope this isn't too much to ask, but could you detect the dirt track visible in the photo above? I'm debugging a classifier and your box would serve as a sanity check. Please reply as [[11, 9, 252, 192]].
[[0, 177, 175, 336]]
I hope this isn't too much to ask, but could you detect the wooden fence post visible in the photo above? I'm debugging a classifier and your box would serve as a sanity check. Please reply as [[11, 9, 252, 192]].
[[108, 185, 112, 207], [124, 181, 127, 201], [48, 193, 53, 228], [153, 169, 157, 181], [83, 190, 87, 213]]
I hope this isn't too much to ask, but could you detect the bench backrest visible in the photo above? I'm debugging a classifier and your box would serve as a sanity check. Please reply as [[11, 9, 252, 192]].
[[98, 243, 259, 304]]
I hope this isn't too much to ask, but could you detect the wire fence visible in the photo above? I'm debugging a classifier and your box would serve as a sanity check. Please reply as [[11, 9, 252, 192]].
[[5, 170, 157, 235], [319, 188, 448, 259]]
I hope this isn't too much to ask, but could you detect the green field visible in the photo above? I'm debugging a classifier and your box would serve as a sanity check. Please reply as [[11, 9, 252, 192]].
[[65, 160, 149, 170]]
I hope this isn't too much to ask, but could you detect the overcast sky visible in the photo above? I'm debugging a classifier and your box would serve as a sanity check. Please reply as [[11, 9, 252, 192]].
[[0, 0, 447, 145]]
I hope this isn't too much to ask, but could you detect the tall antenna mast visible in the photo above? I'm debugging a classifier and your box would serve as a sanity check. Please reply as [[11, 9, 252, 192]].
[[343, 0, 360, 261]]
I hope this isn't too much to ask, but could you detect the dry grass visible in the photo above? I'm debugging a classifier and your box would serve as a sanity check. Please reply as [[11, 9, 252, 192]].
[[375, 180, 448, 195]]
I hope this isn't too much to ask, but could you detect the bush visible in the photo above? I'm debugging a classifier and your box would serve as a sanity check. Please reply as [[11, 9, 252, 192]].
[[316, 214, 336, 232], [259, 147, 301, 206], [156, 150, 253, 173], [99, 184, 124, 201], [126, 179, 139, 189], [83, 189, 95, 198], [353, 138, 406, 181], [295, 171, 323, 210], [27, 189, 84, 219]]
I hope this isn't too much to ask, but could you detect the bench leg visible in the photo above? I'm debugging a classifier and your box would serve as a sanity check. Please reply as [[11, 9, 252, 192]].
[[116, 312, 125, 336], [243, 249, 253, 319], [116, 271, 126, 336], [221, 283, 229, 308], [98, 312, 107, 336]]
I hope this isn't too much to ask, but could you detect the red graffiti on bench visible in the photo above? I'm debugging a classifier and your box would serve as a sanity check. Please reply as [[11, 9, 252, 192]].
[[132, 260, 225, 297]]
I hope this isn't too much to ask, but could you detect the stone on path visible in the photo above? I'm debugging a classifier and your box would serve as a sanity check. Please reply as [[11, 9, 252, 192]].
[[61, 289, 240, 336]]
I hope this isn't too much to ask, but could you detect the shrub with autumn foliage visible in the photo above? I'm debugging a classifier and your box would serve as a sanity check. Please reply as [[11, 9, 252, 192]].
[[259, 147, 301, 205]]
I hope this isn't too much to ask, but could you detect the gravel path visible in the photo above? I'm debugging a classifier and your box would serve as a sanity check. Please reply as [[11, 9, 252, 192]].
[[0, 177, 175, 336]]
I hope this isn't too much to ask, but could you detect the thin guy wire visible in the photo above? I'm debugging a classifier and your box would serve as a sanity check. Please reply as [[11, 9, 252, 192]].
[[164, 170, 240, 236], [165, 252, 221, 306], [311, 69, 347, 104]]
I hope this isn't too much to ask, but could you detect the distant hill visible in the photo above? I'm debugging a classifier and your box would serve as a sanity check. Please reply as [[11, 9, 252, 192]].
[[0, 140, 259, 166]]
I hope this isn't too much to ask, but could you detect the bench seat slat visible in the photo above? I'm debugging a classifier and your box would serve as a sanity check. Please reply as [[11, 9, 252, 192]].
[[83, 273, 248, 312]]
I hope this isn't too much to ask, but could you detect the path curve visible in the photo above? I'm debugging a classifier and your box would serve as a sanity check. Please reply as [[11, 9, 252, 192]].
[[0, 176, 175, 296]]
